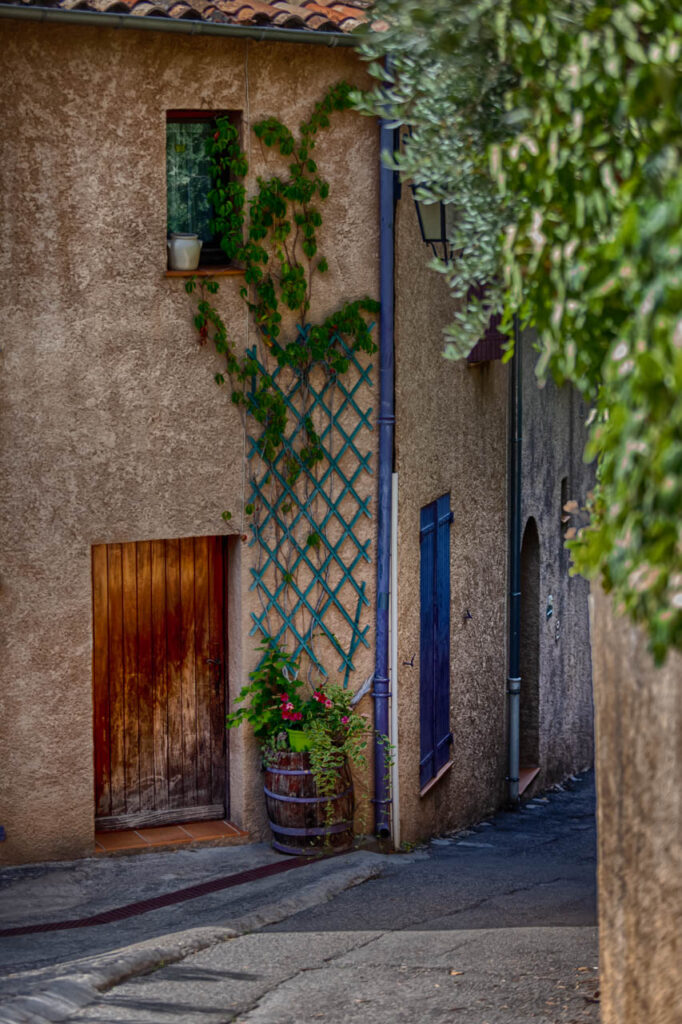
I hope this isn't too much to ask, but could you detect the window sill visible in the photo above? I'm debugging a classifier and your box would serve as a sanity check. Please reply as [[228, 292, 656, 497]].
[[165, 267, 246, 279], [420, 758, 454, 798]]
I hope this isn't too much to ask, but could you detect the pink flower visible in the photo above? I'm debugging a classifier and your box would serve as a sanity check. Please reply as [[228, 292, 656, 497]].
[[279, 693, 289, 702], [324, 699, 333, 709], [341, 715, 349, 724], [293, 711, 303, 722], [285, 702, 294, 711]]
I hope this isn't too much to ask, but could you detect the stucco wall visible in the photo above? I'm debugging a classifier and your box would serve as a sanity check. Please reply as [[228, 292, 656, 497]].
[[519, 338, 594, 790], [393, 208, 594, 841], [0, 22, 378, 864], [592, 584, 682, 1024], [393, 193, 509, 843]]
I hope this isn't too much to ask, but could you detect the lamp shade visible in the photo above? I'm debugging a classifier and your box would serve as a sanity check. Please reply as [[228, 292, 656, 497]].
[[410, 184, 453, 261]]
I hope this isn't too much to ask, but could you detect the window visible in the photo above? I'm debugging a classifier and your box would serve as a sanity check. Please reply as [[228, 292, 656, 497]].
[[166, 110, 238, 268], [419, 493, 454, 790]]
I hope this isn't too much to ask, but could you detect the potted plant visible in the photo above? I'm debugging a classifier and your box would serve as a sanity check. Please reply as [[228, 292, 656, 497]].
[[226, 641, 367, 855]]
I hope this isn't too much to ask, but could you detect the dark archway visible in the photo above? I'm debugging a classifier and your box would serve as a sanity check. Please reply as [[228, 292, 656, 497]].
[[519, 517, 541, 780]]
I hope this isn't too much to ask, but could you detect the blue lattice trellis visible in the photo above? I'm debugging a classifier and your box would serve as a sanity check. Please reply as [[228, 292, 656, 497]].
[[247, 325, 374, 683]]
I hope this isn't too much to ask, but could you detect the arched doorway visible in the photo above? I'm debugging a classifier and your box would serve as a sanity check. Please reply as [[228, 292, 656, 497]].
[[519, 517, 540, 788]]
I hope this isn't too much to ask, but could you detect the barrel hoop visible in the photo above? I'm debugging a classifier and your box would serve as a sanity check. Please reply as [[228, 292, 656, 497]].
[[265, 767, 314, 777], [267, 820, 352, 838], [264, 785, 353, 805], [272, 838, 354, 856]]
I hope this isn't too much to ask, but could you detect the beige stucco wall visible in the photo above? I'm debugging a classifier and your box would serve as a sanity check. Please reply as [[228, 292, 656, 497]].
[[0, 22, 378, 865], [592, 584, 682, 1024], [393, 202, 594, 843], [393, 193, 510, 843]]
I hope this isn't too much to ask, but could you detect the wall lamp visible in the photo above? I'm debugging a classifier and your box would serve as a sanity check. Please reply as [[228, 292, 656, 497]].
[[410, 185, 455, 262]]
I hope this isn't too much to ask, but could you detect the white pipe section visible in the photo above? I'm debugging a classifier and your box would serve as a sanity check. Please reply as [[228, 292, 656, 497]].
[[390, 471, 401, 850]]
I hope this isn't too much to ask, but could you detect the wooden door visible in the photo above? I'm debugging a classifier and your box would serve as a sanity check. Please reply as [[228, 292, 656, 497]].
[[92, 536, 227, 831]]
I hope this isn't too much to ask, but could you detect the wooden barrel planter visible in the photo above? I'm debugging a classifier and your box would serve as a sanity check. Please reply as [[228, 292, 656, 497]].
[[264, 751, 355, 856]]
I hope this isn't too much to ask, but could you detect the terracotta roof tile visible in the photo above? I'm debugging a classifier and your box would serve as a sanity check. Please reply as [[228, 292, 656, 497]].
[[128, 2, 169, 15], [4, 0, 369, 30], [166, 2, 204, 18]]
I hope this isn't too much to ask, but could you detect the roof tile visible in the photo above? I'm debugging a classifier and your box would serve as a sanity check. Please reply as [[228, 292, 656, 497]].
[[8, 0, 370, 29], [166, 2, 204, 18]]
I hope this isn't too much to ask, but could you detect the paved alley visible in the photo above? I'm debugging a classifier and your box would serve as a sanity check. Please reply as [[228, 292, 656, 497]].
[[0, 772, 598, 1024]]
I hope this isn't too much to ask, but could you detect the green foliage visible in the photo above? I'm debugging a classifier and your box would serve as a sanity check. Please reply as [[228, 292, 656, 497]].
[[187, 84, 379, 682], [354, 1, 516, 359], [306, 686, 368, 799], [226, 640, 302, 742], [205, 117, 248, 261], [186, 83, 378, 474], [226, 642, 368, 792], [359, 0, 682, 660]]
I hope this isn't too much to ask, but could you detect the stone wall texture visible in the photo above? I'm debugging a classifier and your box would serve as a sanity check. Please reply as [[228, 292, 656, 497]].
[[0, 17, 595, 866], [519, 336, 595, 791], [592, 583, 682, 1024], [393, 197, 595, 842], [393, 192, 509, 842], [0, 21, 378, 865]]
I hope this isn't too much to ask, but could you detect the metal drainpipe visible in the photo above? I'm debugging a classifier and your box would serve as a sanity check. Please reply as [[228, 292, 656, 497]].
[[373, 117, 396, 837], [507, 317, 522, 806]]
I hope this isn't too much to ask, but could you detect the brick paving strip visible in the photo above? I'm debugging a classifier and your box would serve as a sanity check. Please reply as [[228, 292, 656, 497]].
[[0, 852, 386, 1024], [0, 854, 321, 937]]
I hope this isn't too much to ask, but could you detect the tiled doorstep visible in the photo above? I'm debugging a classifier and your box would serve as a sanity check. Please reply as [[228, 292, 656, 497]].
[[518, 765, 541, 795], [95, 820, 249, 856]]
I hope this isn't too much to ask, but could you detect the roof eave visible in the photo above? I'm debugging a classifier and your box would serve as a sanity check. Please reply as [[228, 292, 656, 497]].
[[0, 3, 361, 45]]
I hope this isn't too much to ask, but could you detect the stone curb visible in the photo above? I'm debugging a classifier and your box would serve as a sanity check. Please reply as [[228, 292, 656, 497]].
[[0, 853, 384, 1024]]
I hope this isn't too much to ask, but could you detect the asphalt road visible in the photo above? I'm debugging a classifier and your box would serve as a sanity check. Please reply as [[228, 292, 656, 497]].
[[61, 772, 598, 1024]]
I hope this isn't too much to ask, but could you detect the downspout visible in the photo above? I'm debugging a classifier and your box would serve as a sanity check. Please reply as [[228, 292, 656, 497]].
[[373, 117, 396, 837], [390, 470, 400, 849], [507, 317, 522, 806]]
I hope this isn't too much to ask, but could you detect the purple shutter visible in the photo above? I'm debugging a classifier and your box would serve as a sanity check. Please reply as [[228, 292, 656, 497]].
[[419, 495, 453, 788], [466, 282, 507, 363], [466, 312, 506, 363]]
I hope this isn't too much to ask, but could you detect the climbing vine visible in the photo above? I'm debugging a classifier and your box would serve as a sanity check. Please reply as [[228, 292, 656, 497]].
[[186, 84, 379, 679], [358, 0, 682, 662]]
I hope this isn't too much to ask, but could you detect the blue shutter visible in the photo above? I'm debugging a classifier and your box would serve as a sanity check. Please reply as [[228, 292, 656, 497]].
[[434, 495, 453, 776], [419, 494, 453, 789], [419, 503, 436, 788]]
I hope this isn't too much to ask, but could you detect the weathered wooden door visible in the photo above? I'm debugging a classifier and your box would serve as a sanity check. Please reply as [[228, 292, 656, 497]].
[[92, 536, 227, 831]]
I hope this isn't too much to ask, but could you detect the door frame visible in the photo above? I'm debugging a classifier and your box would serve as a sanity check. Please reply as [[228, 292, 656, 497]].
[[92, 535, 230, 832]]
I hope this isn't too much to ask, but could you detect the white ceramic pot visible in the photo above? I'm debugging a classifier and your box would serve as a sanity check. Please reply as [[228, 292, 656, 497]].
[[167, 232, 203, 271]]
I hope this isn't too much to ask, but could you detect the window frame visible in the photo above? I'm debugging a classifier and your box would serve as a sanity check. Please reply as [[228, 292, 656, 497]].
[[165, 109, 240, 269]]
